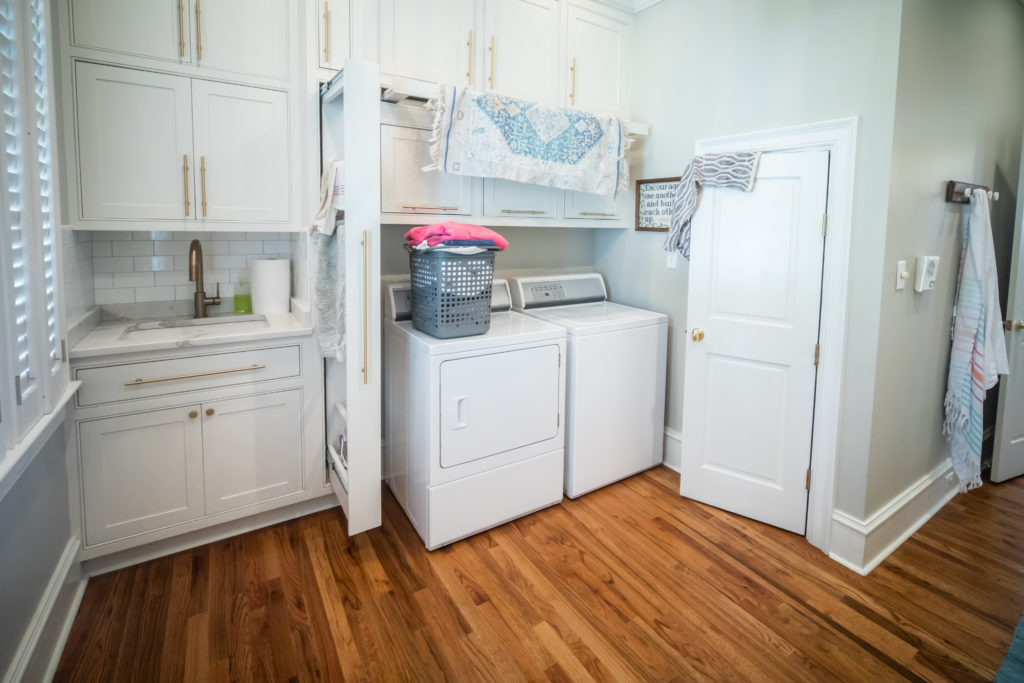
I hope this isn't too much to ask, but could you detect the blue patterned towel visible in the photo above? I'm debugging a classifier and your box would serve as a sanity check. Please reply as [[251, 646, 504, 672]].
[[425, 86, 630, 197]]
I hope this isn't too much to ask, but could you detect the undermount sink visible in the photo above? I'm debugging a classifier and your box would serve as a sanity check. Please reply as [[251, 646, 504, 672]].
[[119, 314, 270, 339]]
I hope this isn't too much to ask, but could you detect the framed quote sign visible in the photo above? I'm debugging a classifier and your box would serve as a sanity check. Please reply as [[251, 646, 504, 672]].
[[635, 177, 680, 232]]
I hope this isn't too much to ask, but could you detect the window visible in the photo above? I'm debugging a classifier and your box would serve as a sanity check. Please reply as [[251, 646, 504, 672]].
[[0, 0, 65, 449]]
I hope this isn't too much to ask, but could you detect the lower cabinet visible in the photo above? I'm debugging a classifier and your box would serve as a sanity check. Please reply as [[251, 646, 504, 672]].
[[80, 405, 205, 546]]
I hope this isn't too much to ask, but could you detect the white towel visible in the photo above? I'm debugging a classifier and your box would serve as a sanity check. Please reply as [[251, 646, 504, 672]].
[[312, 160, 345, 236], [425, 86, 630, 197], [943, 191, 1009, 491]]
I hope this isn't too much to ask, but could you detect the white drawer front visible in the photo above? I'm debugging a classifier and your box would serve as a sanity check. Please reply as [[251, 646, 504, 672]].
[[75, 346, 301, 407]]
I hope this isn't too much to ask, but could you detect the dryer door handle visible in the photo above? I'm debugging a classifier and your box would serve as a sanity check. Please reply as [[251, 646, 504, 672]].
[[452, 396, 469, 430]]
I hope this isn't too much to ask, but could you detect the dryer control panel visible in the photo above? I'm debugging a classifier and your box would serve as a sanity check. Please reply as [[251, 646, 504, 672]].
[[384, 279, 512, 321], [511, 273, 608, 309]]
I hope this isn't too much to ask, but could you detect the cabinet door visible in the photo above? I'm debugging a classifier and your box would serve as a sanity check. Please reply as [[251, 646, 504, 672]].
[[564, 189, 619, 219], [483, 0, 559, 104], [191, 80, 290, 223], [194, 0, 290, 80], [202, 390, 304, 515], [381, 125, 473, 215], [75, 62, 194, 221], [379, 0, 476, 86], [565, 3, 629, 115], [483, 179, 559, 219], [70, 0, 191, 63], [317, 0, 351, 71], [80, 406, 204, 546]]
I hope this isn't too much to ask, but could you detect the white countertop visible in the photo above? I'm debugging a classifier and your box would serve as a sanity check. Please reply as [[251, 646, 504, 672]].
[[70, 312, 312, 359]]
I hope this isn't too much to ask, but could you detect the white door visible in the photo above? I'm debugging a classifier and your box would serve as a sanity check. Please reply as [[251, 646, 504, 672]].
[[564, 190, 618, 220], [483, 0, 560, 104], [201, 390, 304, 514], [193, 0, 289, 80], [80, 405, 204, 546], [992, 135, 1024, 482], [75, 63, 194, 221], [191, 80, 290, 223], [380, 125, 473, 215], [379, 0, 476, 87], [565, 2, 629, 115], [680, 151, 829, 534], [483, 179, 559, 219], [440, 345, 561, 468], [317, 0, 351, 71], [70, 0, 191, 63]]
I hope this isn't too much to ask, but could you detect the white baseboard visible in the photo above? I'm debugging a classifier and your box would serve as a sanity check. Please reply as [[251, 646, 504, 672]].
[[3, 536, 86, 683], [662, 427, 682, 472], [829, 459, 957, 575]]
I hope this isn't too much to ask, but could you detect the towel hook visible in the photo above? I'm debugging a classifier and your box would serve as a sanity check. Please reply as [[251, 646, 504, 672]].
[[946, 180, 998, 204]]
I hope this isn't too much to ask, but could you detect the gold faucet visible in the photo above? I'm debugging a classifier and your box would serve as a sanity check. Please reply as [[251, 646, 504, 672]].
[[188, 239, 221, 318]]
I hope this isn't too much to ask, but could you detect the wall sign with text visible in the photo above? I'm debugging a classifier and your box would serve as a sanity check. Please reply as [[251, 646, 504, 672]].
[[635, 177, 680, 232]]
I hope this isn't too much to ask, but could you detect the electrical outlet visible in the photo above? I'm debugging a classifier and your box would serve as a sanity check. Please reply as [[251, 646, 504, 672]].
[[666, 251, 678, 269]]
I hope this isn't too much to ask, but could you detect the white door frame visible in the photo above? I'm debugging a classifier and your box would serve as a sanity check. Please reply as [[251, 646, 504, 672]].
[[693, 117, 859, 553]]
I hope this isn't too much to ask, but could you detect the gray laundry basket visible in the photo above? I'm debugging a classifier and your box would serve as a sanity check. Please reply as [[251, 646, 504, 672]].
[[408, 249, 495, 338]]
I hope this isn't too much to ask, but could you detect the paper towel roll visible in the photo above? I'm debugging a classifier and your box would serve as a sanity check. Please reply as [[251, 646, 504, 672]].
[[251, 259, 291, 315]]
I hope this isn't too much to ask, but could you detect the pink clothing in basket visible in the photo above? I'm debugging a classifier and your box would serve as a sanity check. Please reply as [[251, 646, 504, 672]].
[[404, 221, 508, 251]]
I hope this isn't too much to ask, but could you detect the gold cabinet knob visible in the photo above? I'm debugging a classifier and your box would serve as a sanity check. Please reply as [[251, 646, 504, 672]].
[[205, 408, 215, 416], [188, 410, 198, 419], [691, 328, 705, 342]]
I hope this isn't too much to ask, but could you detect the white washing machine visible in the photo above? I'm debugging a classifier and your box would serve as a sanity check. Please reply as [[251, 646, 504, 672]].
[[383, 279, 567, 550], [511, 273, 668, 498]]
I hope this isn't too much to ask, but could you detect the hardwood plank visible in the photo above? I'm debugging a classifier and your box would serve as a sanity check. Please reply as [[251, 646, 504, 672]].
[[56, 468, 1024, 681]]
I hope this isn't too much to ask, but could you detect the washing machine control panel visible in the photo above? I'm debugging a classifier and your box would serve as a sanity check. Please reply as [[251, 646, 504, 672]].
[[512, 274, 608, 309]]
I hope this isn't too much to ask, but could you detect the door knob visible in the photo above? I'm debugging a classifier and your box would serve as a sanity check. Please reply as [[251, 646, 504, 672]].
[[1005, 320, 1024, 331], [205, 408, 215, 416], [691, 328, 705, 342]]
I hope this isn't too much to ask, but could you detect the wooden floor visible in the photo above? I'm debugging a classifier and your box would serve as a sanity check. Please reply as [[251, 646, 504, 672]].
[[56, 467, 1024, 682]]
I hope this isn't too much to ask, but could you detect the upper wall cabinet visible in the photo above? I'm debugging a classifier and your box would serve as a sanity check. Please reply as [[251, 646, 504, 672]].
[[317, 0, 351, 71], [379, 0, 477, 87], [565, 2, 629, 115], [70, 0, 191, 63], [482, 0, 560, 104], [195, 0, 290, 81]]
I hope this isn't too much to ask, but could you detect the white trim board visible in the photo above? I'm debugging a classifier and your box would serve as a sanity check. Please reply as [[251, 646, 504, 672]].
[[829, 460, 958, 575], [663, 427, 682, 472], [2, 537, 86, 683], [693, 117, 859, 555]]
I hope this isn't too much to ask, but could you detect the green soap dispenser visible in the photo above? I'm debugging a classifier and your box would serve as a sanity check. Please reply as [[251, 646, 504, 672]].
[[234, 271, 253, 314]]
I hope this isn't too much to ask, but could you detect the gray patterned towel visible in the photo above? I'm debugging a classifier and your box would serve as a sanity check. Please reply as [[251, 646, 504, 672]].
[[663, 152, 761, 258]]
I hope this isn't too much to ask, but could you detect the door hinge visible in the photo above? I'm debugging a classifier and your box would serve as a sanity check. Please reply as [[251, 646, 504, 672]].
[[813, 343, 820, 366], [822, 213, 828, 237], [60, 339, 68, 362], [806, 468, 812, 490]]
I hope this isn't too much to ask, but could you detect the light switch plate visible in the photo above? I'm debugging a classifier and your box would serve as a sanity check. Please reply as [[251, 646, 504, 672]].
[[896, 260, 908, 290], [666, 251, 678, 269]]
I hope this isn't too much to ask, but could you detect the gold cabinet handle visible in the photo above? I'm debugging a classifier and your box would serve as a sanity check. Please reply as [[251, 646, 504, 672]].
[[361, 230, 370, 385], [200, 155, 207, 217], [570, 56, 576, 105], [465, 30, 473, 84], [501, 209, 545, 215], [188, 410, 198, 419], [402, 204, 458, 211], [195, 0, 203, 60], [488, 35, 495, 88], [205, 408, 215, 416], [691, 328, 705, 342], [177, 0, 185, 57], [323, 0, 330, 63], [182, 154, 190, 216], [580, 211, 615, 217], [124, 364, 265, 387]]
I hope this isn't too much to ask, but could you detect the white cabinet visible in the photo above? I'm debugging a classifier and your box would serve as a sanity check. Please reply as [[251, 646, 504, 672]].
[[565, 2, 630, 115], [70, 0, 190, 63], [564, 189, 619, 220], [73, 62, 290, 225], [202, 390, 304, 514], [75, 62, 194, 221], [194, 0, 290, 80], [379, 0, 476, 87], [317, 0, 351, 71], [381, 124, 473, 215], [191, 80, 290, 222], [80, 405, 204, 546], [483, 0, 560, 104], [484, 179, 559, 219]]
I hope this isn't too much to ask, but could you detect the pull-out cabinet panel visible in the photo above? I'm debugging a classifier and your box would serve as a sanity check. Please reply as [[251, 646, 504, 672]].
[[380, 124, 473, 216]]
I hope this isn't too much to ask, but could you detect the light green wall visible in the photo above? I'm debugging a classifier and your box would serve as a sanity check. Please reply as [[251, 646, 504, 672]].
[[595, 0, 904, 516], [864, 0, 1024, 515]]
